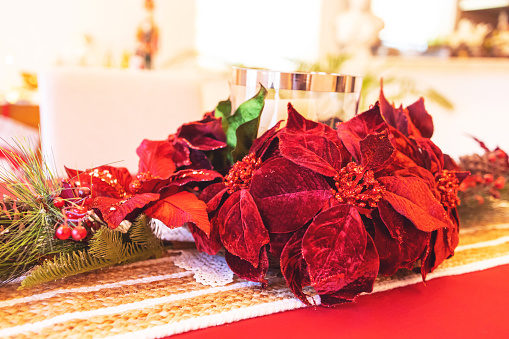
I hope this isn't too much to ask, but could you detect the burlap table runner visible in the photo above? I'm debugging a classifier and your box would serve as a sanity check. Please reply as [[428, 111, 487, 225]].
[[1, 224, 509, 339]]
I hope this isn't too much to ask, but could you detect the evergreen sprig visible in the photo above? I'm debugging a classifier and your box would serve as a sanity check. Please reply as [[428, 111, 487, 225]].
[[0, 138, 83, 284], [20, 214, 163, 288]]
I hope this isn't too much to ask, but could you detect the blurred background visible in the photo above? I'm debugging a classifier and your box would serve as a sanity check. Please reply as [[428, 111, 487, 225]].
[[1, 0, 508, 171]]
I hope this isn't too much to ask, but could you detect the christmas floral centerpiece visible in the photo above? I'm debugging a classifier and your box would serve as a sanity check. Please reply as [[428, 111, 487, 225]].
[[1, 85, 468, 307], [191, 89, 468, 306]]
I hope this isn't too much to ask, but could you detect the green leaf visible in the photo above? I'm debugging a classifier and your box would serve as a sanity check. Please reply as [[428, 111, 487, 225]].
[[232, 115, 261, 162], [214, 98, 232, 133], [226, 85, 267, 151]]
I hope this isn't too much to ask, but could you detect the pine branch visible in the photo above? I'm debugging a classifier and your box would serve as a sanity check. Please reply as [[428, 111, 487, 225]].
[[20, 214, 163, 288]]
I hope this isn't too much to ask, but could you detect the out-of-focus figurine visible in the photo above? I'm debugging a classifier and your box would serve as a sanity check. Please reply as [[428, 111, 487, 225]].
[[449, 18, 491, 57], [133, 0, 159, 69], [488, 11, 509, 57], [334, 0, 384, 58]]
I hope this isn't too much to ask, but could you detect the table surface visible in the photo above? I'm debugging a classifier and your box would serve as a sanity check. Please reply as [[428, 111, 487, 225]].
[[170, 263, 509, 339]]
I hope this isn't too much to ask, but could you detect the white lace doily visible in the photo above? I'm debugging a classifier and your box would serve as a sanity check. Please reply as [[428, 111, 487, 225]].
[[171, 249, 234, 287], [151, 219, 195, 242]]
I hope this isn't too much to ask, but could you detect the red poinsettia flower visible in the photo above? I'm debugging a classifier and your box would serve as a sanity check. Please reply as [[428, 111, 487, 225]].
[[337, 89, 469, 278], [168, 112, 227, 170], [193, 93, 467, 307], [65, 137, 222, 235]]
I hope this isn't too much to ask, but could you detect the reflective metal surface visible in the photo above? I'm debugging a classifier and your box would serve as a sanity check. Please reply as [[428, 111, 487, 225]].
[[231, 67, 363, 93]]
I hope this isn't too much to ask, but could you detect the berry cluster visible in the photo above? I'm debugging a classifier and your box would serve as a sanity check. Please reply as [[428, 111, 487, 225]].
[[53, 183, 97, 241], [459, 147, 508, 203]]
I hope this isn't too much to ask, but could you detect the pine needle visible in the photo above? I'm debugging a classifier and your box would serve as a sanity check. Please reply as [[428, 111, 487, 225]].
[[0, 138, 82, 284], [20, 214, 163, 288]]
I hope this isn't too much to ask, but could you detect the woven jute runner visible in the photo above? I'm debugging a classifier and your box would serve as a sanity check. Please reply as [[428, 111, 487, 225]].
[[1, 224, 509, 339]]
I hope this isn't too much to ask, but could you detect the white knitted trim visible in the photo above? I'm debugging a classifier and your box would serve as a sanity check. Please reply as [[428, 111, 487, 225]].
[[0, 281, 257, 337], [0, 271, 193, 308]]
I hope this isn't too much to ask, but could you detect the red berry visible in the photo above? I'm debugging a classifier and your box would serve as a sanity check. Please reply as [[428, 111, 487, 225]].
[[75, 206, 87, 214], [495, 149, 506, 158], [55, 225, 71, 240], [483, 174, 494, 184], [71, 225, 88, 241], [474, 195, 484, 205], [494, 176, 506, 190], [53, 197, 65, 208], [488, 153, 497, 162], [78, 187, 91, 198]]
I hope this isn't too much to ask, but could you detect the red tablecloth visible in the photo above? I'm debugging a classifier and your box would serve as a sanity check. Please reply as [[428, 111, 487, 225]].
[[171, 264, 509, 339]]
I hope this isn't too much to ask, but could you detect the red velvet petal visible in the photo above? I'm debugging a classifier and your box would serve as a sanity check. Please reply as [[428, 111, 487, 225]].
[[336, 104, 387, 163], [144, 191, 210, 235], [319, 235, 379, 306], [280, 105, 350, 176], [217, 190, 269, 267], [359, 130, 395, 171], [269, 231, 296, 258], [280, 226, 312, 305], [407, 97, 434, 138], [286, 103, 338, 140], [176, 115, 227, 151], [302, 205, 367, 295], [250, 121, 282, 159], [166, 169, 222, 187], [375, 202, 429, 274], [379, 176, 453, 232], [280, 130, 350, 177], [225, 247, 268, 285], [188, 219, 223, 255], [250, 157, 332, 233], [92, 193, 160, 229]]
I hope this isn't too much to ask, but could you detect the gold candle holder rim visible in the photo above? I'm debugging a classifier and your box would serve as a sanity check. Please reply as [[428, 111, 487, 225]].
[[231, 67, 363, 93]]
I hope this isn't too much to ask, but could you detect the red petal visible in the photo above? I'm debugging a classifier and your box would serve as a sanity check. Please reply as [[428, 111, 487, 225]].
[[92, 193, 160, 229], [136, 139, 176, 179], [225, 247, 268, 285], [280, 226, 312, 305], [167, 169, 222, 187], [407, 97, 434, 138], [280, 104, 350, 176], [250, 157, 332, 233], [375, 203, 429, 275], [359, 130, 395, 171], [379, 176, 453, 232], [217, 190, 269, 267], [188, 219, 223, 255], [199, 183, 229, 214], [67, 165, 132, 199], [144, 191, 211, 236], [280, 130, 349, 177], [302, 205, 367, 295], [176, 115, 227, 151], [319, 235, 379, 306], [250, 121, 282, 158], [336, 104, 387, 163], [269, 231, 296, 258]]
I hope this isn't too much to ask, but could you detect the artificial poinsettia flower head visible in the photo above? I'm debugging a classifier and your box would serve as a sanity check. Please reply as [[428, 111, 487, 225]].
[[193, 90, 467, 307]]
